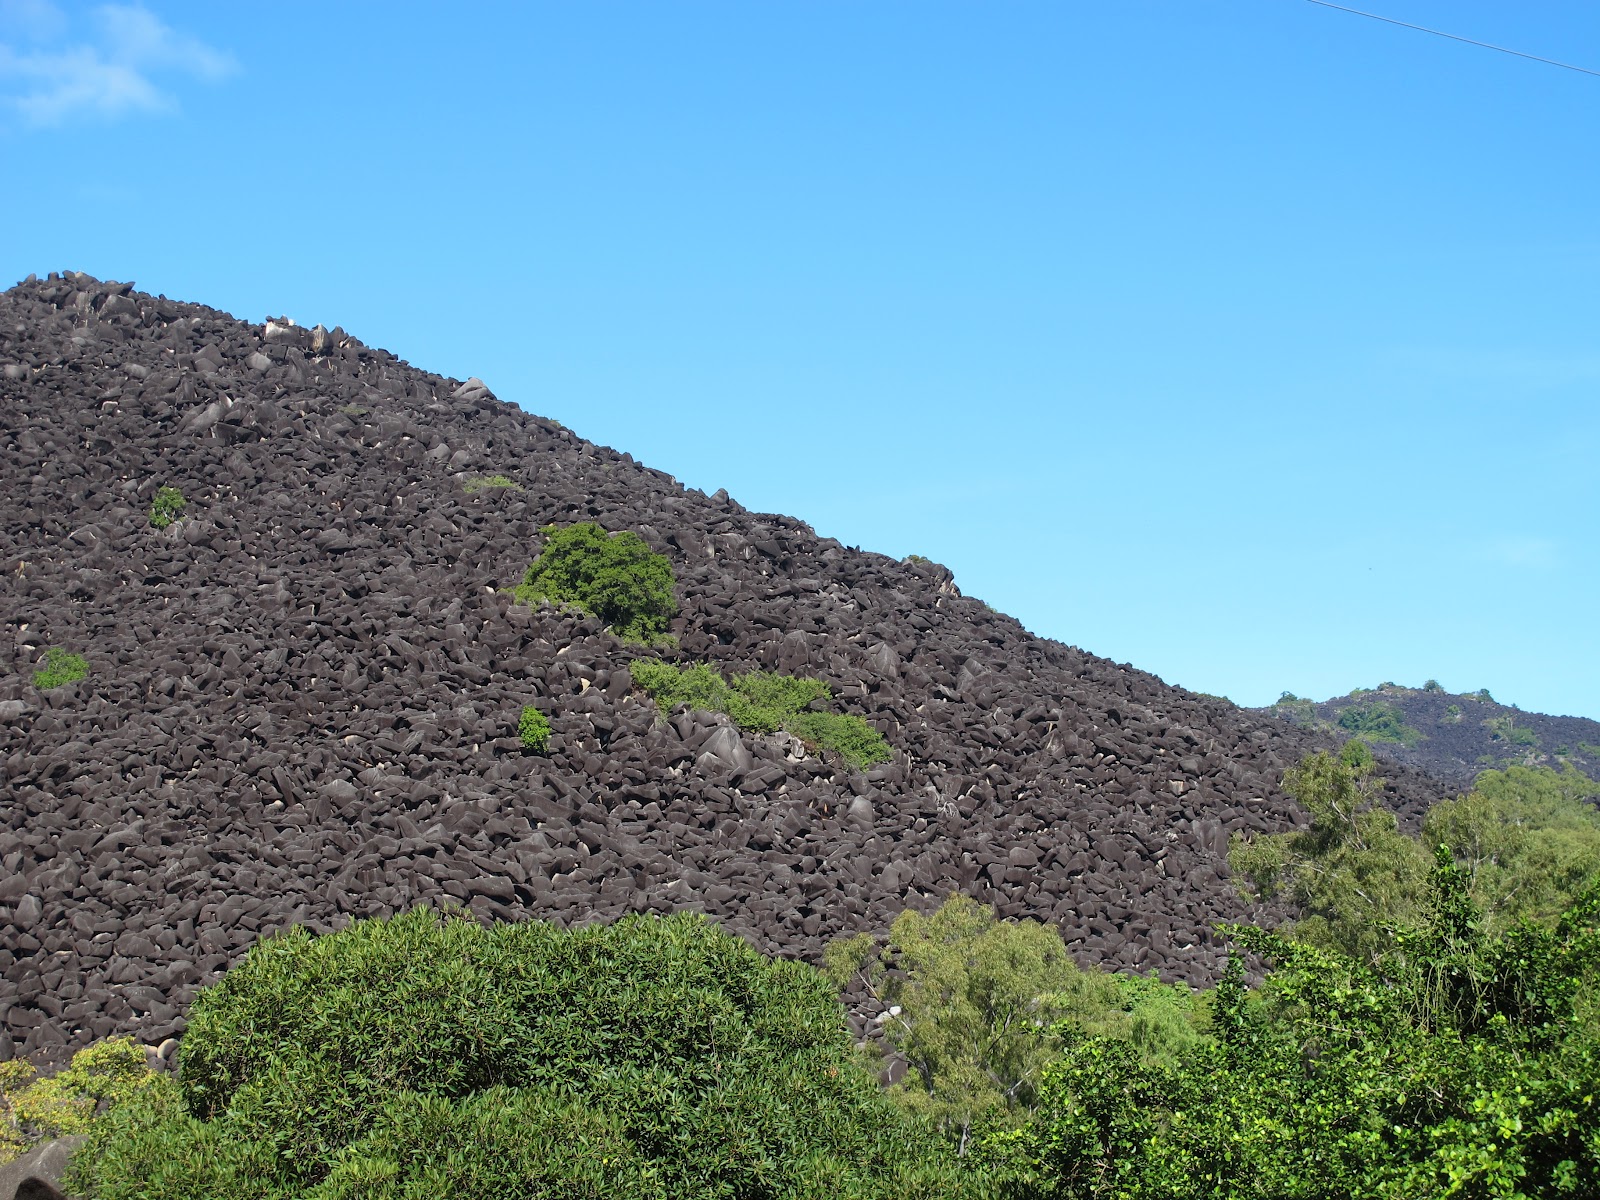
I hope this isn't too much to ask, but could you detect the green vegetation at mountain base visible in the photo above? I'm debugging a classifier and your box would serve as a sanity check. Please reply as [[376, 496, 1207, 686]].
[[827, 896, 1205, 1157], [513, 522, 677, 643], [516, 705, 550, 752], [1230, 742, 1432, 964], [1, 1039, 157, 1165], [65, 909, 984, 1200], [631, 659, 891, 769], [982, 850, 1600, 1199], [1233, 749, 1600, 960], [33, 646, 88, 689], [148, 485, 186, 529]]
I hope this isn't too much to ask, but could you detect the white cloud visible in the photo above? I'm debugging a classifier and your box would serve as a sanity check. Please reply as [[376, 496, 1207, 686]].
[[0, 3, 236, 128]]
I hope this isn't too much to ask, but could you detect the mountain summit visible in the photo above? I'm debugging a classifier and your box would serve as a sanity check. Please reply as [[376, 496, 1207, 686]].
[[0, 272, 1444, 1064]]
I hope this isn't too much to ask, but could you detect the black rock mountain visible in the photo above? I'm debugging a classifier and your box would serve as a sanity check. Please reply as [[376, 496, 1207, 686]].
[[1257, 685, 1600, 792], [0, 272, 1447, 1066]]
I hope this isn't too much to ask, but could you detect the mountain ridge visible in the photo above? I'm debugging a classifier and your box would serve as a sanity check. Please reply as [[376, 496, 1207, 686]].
[[0, 270, 1448, 1066]]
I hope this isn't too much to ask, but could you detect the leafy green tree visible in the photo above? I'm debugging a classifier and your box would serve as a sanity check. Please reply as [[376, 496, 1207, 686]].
[[68, 908, 979, 1200], [1423, 764, 1600, 932], [986, 851, 1600, 1199], [1231, 743, 1432, 963], [514, 522, 677, 642], [516, 705, 550, 752], [827, 896, 1205, 1156]]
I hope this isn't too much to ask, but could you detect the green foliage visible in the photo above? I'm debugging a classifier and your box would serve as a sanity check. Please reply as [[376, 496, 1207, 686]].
[[827, 897, 1206, 1157], [148, 485, 186, 529], [1422, 765, 1600, 932], [632, 660, 890, 770], [462, 474, 522, 494], [1230, 744, 1432, 963], [904, 554, 932, 565], [1423, 678, 1444, 692], [985, 854, 1600, 1199], [1335, 699, 1422, 745], [1484, 713, 1540, 748], [1443, 703, 1463, 722], [33, 646, 88, 690], [1272, 692, 1318, 724], [516, 705, 550, 753], [1473, 688, 1495, 703], [337, 404, 368, 417], [1, 1038, 157, 1164], [68, 909, 982, 1200], [514, 522, 677, 642]]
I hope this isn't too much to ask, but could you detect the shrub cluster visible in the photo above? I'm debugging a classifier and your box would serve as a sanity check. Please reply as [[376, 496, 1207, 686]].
[[631, 660, 891, 770], [1335, 698, 1421, 745], [148, 485, 186, 529], [514, 522, 677, 643], [1, 1038, 156, 1165], [33, 647, 88, 690], [65, 909, 979, 1200]]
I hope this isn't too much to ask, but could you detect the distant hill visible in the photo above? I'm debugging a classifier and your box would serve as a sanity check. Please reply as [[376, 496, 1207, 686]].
[[1255, 683, 1600, 791]]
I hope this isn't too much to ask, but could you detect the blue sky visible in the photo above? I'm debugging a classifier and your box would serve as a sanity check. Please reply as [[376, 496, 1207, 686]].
[[2, 1, 1596, 719]]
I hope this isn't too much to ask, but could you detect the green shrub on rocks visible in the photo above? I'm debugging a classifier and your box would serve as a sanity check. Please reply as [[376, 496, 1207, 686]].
[[1, 1038, 158, 1165], [462, 474, 522, 494], [33, 647, 88, 689], [517, 705, 550, 752], [513, 522, 677, 643], [64, 909, 983, 1200], [148, 486, 186, 529], [632, 660, 891, 770]]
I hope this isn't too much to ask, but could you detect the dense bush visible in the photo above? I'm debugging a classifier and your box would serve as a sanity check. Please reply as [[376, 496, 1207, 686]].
[[632, 660, 891, 769], [516, 705, 550, 752], [33, 646, 89, 689], [65, 909, 981, 1200], [0, 1038, 156, 1165], [984, 851, 1600, 1199], [828, 896, 1206, 1157], [148, 485, 186, 529], [513, 522, 677, 642], [1335, 699, 1421, 745], [1233, 752, 1600, 961]]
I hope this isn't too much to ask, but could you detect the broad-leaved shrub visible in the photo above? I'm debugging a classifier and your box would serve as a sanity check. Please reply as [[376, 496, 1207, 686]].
[[65, 909, 983, 1200], [514, 523, 677, 642]]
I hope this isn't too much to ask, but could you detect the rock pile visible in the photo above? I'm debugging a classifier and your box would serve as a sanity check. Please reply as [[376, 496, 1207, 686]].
[[0, 272, 1445, 1065]]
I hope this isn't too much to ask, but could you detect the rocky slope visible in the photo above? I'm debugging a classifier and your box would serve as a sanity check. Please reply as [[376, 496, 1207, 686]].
[[1258, 685, 1600, 792], [0, 272, 1448, 1066]]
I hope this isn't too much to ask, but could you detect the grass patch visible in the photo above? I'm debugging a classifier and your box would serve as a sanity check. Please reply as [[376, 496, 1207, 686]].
[[33, 647, 88, 689], [463, 474, 523, 494], [632, 660, 891, 770]]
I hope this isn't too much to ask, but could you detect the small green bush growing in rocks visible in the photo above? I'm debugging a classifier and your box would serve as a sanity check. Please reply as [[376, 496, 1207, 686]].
[[33, 647, 88, 689], [632, 660, 891, 770], [148, 485, 186, 529], [64, 909, 982, 1200], [514, 522, 677, 642], [517, 705, 550, 752], [1, 1038, 158, 1165], [462, 474, 523, 494]]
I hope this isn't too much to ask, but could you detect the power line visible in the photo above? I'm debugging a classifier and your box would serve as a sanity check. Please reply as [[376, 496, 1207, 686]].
[[1303, 0, 1600, 78]]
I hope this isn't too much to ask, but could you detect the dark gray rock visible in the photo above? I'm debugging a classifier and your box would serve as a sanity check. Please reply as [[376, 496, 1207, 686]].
[[0, 1136, 85, 1200]]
